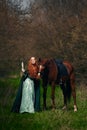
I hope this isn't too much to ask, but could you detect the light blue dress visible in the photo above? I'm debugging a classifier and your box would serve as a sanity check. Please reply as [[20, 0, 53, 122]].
[[20, 77, 35, 113]]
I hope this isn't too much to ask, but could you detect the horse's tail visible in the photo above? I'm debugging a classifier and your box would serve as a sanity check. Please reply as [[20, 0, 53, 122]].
[[66, 79, 72, 102]]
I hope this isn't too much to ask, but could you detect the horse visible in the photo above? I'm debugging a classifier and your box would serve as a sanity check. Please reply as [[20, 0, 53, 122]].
[[38, 58, 77, 112]]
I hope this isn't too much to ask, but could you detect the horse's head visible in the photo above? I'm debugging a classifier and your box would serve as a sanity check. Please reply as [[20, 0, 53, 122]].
[[37, 58, 51, 78]]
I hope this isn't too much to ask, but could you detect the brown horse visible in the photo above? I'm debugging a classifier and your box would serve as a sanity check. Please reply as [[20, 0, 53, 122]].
[[38, 58, 77, 112]]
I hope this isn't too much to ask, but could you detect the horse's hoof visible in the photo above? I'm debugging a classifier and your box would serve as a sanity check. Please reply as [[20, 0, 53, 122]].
[[62, 105, 67, 110], [52, 107, 56, 111], [74, 108, 77, 112], [74, 105, 77, 112], [74, 107, 78, 112]]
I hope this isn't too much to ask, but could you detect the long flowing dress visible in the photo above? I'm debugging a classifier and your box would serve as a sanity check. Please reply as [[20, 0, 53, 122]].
[[11, 72, 35, 113], [20, 77, 35, 113]]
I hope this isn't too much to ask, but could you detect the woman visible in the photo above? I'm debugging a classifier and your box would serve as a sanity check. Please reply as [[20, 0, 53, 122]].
[[11, 62, 35, 113], [28, 57, 41, 112]]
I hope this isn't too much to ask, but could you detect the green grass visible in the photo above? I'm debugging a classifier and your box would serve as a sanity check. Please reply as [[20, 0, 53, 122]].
[[0, 77, 87, 130]]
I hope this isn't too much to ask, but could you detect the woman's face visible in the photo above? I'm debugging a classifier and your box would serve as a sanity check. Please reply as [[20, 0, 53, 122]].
[[30, 57, 36, 64]]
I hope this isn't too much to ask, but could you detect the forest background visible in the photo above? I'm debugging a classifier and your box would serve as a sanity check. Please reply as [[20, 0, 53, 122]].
[[0, 0, 87, 83]]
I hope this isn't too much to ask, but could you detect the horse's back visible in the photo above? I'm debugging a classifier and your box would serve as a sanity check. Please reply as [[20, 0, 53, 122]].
[[55, 59, 68, 78]]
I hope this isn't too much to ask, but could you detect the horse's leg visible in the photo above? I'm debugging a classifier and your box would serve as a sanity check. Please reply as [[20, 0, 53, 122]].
[[70, 73, 77, 112], [60, 83, 67, 110], [51, 82, 56, 109], [43, 86, 47, 110]]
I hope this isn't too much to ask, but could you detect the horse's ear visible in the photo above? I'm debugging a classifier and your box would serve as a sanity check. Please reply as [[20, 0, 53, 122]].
[[38, 58, 41, 62]]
